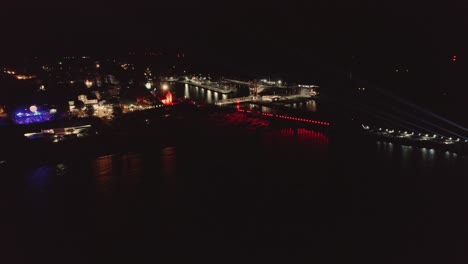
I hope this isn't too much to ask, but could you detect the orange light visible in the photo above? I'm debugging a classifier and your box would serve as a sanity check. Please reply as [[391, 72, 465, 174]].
[[161, 91, 173, 105]]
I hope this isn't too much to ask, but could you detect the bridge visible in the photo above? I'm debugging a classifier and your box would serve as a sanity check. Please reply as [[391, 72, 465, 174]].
[[177, 80, 234, 94], [224, 79, 287, 89], [215, 96, 257, 106], [215, 94, 313, 106], [223, 78, 298, 95], [162, 78, 236, 94], [223, 79, 251, 86]]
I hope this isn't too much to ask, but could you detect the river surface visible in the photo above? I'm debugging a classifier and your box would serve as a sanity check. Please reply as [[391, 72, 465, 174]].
[[1, 108, 468, 264]]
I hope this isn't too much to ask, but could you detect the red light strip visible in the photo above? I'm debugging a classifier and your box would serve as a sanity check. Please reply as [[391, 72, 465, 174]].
[[237, 109, 330, 126]]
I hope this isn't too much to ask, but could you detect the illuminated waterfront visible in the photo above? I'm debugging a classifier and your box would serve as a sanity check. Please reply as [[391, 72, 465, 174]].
[[2, 4, 468, 263]]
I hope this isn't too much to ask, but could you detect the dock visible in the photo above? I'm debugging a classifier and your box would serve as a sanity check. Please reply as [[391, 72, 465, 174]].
[[175, 80, 235, 94]]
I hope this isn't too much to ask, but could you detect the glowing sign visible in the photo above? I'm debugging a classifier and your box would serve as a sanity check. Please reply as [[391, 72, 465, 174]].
[[161, 91, 173, 105]]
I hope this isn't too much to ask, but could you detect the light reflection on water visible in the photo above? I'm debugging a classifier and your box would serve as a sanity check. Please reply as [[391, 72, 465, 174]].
[[261, 106, 271, 113], [200, 88, 205, 99], [287, 100, 318, 112], [93, 155, 114, 197], [184, 83, 189, 98], [176, 83, 236, 103], [92, 153, 146, 233], [12, 128, 468, 262], [206, 90, 213, 104], [160, 147, 178, 236], [260, 127, 329, 157], [161, 147, 176, 179], [27, 165, 54, 211], [307, 100, 317, 112], [376, 141, 466, 172], [400, 145, 413, 167], [121, 152, 142, 177]]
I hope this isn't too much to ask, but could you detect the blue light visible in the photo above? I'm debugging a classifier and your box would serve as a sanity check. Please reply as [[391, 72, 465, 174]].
[[13, 109, 58, 125]]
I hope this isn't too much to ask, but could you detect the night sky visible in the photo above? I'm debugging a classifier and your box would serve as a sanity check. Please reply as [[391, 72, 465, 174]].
[[1, 1, 468, 82]]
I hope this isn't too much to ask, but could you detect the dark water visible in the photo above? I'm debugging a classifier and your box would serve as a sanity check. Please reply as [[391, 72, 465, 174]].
[[1, 120, 468, 264]]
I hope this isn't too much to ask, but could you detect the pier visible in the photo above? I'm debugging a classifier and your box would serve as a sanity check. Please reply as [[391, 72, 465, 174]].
[[176, 80, 235, 94]]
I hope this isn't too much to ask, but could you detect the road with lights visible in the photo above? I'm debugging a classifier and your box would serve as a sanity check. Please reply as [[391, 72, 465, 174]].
[[177, 80, 234, 94]]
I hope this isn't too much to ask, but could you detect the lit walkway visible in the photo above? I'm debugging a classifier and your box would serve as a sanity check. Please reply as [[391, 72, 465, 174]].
[[216, 94, 312, 106], [177, 80, 234, 94], [215, 96, 257, 106]]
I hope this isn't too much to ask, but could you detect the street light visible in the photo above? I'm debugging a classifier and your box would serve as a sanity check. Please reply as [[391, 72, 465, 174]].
[[85, 80, 93, 88]]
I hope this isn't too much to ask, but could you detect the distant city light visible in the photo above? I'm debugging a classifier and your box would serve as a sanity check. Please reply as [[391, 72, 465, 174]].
[[85, 80, 93, 88], [15, 75, 36, 80], [145, 82, 152, 89], [162, 83, 169, 91]]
